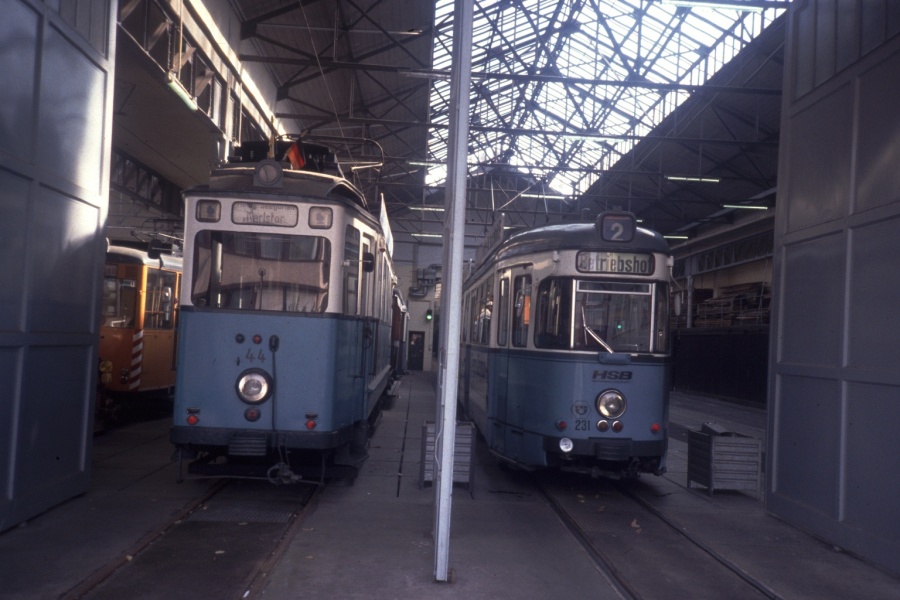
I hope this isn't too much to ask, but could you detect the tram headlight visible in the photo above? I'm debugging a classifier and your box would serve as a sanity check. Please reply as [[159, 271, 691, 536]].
[[559, 437, 574, 454], [236, 368, 273, 404], [596, 389, 626, 419]]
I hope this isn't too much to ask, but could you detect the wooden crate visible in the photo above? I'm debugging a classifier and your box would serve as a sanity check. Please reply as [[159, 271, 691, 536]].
[[687, 427, 761, 496], [419, 421, 475, 496]]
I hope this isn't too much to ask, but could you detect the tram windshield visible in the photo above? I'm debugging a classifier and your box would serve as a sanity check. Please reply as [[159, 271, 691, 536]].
[[102, 277, 137, 327], [191, 231, 331, 312], [535, 278, 669, 353]]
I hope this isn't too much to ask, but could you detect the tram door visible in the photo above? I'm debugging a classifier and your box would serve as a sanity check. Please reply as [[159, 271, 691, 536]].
[[492, 274, 511, 454], [408, 331, 425, 371], [503, 269, 532, 459]]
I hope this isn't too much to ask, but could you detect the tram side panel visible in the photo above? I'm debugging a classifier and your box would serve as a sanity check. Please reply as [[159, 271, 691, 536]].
[[464, 346, 491, 446]]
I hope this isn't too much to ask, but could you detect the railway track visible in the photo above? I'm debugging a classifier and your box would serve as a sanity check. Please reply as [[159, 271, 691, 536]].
[[60, 478, 320, 600], [537, 472, 781, 600]]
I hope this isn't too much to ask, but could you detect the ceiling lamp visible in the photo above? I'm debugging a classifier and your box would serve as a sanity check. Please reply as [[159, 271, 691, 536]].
[[666, 175, 720, 183], [723, 204, 769, 210]]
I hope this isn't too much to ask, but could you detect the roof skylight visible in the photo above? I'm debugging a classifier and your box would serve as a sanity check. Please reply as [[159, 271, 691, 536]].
[[426, 0, 786, 199]]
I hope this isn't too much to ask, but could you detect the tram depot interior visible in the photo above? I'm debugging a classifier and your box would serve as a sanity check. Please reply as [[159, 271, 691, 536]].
[[3, 0, 900, 579]]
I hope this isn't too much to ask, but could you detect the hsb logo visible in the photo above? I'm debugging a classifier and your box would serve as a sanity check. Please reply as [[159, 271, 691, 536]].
[[592, 370, 633, 381]]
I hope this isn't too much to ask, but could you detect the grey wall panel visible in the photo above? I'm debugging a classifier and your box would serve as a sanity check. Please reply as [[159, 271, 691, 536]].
[[771, 374, 841, 516], [856, 59, 900, 211], [784, 89, 853, 232], [770, 1, 900, 576], [28, 188, 100, 332], [38, 24, 108, 195], [0, 1, 38, 159], [16, 345, 92, 492], [0, 170, 29, 330], [0, 347, 21, 505], [0, 0, 115, 532], [847, 218, 900, 371], [844, 382, 900, 538], [778, 235, 844, 366]]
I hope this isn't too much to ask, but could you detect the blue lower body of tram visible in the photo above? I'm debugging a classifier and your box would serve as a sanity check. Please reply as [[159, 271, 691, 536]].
[[170, 308, 391, 480], [460, 346, 670, 477]]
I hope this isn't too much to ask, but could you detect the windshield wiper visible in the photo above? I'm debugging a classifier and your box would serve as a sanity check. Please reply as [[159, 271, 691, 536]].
[[581, 306, 614, 353]]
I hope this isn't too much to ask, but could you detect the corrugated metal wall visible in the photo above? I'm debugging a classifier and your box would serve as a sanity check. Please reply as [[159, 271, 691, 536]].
[[769, 0, 900, 576], [0, 0, 116, 532]]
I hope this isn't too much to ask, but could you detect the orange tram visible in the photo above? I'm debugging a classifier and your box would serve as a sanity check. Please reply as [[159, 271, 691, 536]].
[[96, 245, 182, 429]]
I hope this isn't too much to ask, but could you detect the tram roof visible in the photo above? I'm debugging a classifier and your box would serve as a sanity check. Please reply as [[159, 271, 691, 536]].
[[107, 245, 183, 271], [495, 222, 670, 264], [188, 163, 369, 212]]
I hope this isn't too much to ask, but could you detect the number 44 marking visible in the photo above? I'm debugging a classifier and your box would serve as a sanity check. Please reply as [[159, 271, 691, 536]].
[[245, 348, 266, 363]]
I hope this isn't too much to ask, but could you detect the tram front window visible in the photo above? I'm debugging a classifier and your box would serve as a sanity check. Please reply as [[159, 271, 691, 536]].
[[191, 231, 331, 313], [535, 278, 654, 352], [102, 277, 137, 327], [575, 281, 652, 352]]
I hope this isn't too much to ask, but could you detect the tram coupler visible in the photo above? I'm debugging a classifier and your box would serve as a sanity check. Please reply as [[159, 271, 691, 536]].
[[267, 462, 302, 485]]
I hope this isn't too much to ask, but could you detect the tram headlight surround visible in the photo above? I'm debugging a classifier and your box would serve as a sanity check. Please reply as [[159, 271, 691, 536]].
[[596, 389, 626, 419], [236, 368, 273, 404]]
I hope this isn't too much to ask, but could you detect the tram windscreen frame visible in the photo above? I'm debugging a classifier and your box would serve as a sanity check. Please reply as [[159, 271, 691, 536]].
[[102, 276, 137, 328], [534, 277, 669, 353], [191, 230, 331, 313]]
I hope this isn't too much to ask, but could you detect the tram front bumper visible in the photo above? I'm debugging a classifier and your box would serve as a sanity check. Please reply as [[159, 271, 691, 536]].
[[543, 436, 666, 462], [170, 425, 352, 452]]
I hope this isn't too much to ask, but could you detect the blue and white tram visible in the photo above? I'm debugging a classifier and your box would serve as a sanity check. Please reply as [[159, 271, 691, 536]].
[[170, 152, 398, 482], [458, 212, 672, 477]]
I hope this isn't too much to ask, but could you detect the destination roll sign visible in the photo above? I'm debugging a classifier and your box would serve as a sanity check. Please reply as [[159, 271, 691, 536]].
[[232, 201, 298, 227], [576, 251, 655, 275]]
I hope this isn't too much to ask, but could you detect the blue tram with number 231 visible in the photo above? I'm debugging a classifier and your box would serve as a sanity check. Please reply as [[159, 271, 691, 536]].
[[459, 212, 672, 477]]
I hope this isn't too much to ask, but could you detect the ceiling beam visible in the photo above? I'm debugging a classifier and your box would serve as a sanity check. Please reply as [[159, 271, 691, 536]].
[[239, 55, 781, 95]]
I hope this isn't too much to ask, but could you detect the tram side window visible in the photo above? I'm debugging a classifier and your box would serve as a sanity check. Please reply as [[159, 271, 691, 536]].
[[497, 276, 509, 346], [655, 283, 670, 353], [145, 269, 178, 330], [343, 226, 360, 315], [534, 277, 572, 349], [362, 235, 374, 317], [475, 278, 493, 345], [461, 294, 469, 342], [468, 287, 480, 344], [511, 275, 531, 347]]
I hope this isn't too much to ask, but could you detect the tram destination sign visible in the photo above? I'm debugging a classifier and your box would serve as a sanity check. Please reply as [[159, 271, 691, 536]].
[[577, 251, 654, 275], [232, 202, 298, 227]]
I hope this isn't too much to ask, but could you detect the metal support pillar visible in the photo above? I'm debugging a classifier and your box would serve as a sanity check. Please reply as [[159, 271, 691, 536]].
[[433, 0, 474, 584]]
